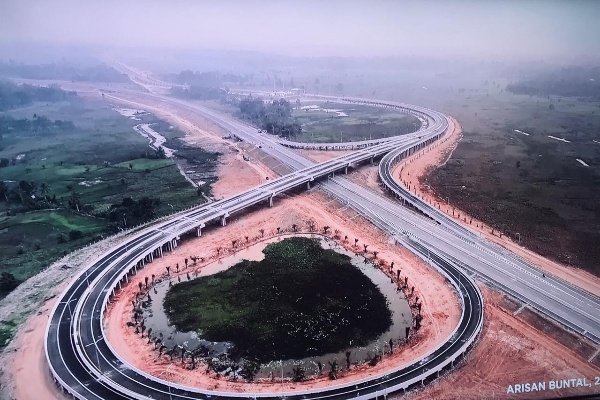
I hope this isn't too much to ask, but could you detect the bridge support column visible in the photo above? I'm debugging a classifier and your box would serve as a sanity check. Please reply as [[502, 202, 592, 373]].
[[221, 215, 227, 226], [268, 195, 274, 207], [118, 281, 122, 289], [196, 227, 202, 237], [345, 165, 348, 174], [125, 273, 129, 283], [370, 156, 374, 165], [307, 181, 311, 190]]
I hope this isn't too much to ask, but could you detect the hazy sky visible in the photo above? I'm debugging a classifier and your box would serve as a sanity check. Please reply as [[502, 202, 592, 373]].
[[2, 0, 600, 61]]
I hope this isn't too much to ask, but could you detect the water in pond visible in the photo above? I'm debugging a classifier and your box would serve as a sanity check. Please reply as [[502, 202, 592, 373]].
[[140, 234, 412, 379]]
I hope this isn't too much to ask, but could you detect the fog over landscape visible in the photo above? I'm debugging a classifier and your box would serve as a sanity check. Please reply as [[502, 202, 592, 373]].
[[2, 0, 600, 62]]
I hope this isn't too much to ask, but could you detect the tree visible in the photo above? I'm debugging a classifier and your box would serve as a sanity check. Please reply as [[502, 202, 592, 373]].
[[0, 272, 20, 294], [68, 191, 82, 212], [322, 226, 330, 235], [292, 366, 306, 382], [291, 224, 298, 233], [259, 228, 265, 238], [549, 103, 555, 110], [68, 229, 83, 241]]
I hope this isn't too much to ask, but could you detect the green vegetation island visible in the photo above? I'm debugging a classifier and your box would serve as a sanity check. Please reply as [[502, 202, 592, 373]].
[[164, 237, 392, 363]]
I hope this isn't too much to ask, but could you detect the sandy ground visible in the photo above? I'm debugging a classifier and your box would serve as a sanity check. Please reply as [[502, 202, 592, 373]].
[[104, 191, 461, 392], [401, 287, 600, 400], [392, 117, 600, 296], [298, 149, 354, 163]]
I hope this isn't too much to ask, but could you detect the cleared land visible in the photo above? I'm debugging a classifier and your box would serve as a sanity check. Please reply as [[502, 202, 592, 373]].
[[426, 91, 600, 275]]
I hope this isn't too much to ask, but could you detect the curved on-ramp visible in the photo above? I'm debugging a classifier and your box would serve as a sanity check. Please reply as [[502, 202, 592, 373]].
[[45, 97, 484, 399]]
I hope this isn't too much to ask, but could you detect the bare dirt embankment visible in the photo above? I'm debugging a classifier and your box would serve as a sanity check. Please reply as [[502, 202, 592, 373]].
[[402, 287, 600, 400], [393, 117, 600, 296]]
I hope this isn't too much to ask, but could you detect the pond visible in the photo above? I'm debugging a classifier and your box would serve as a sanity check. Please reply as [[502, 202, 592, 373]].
[[139, 234, 412, 379]]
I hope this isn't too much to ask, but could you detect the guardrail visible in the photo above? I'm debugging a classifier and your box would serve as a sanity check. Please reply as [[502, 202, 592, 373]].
[[46, 97, 482, 399]]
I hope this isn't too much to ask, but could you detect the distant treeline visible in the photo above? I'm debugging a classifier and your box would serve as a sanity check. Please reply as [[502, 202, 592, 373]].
[[506, 66, 600, 99], [0, 62, 130, 83], [0, 115, 75, 135], [0, 81, 76, 110], [170, 85, 228, 101], [166, 70, 254, 86], [238, 98, 302, 138]]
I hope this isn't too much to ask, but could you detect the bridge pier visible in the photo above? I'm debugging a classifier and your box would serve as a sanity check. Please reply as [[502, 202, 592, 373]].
[[221, 215, 227, 226], [345, 165, 348, 174], [307, 181, 311, 190], [268, 195, 274, 207], [196, 227, 202, 237], [370, 156, 374, 165]]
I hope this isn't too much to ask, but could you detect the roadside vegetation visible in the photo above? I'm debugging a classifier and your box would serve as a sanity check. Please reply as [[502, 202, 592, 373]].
[[0, 82, 218, 297], [237, 97, 302, 138], [163, 236, 392, 363]]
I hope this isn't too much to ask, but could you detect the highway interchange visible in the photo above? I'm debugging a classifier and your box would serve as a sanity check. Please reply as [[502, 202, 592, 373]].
[[44, 88, 600, 399]]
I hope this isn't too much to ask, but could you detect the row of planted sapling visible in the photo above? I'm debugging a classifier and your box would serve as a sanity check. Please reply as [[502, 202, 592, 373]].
[[121, 217, 426, 383]]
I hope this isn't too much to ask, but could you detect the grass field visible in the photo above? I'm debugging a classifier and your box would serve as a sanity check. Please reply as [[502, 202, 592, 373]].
[[0, 97, 217, 290], [291, 102, 421, 143]]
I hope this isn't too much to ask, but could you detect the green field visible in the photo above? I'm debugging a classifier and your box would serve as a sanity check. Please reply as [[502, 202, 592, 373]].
[[0, 96, 217, 293], [164, 237, 392, 362], [291, 103, 421, 143]]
